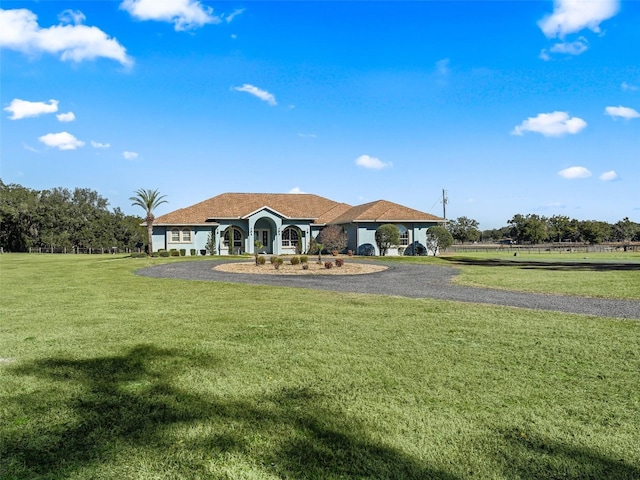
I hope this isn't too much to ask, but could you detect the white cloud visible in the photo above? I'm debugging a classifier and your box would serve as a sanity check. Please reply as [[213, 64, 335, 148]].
[[621, 82, 638, 92], [223, 8, 245, 23], [436, 58, 450, 76], [0, 8, 132, 66], [4, 98, 58, 120], [604, 105, 640, 120], [38, 131, 84, 150], [599, 170, 618, 181], [120, 0, 220, 31], [558, 166, 592, 179], [549, 37, 588, 55], [233, 84, 277, 106], [298, 133, 317, 138], [355, 155, 392, 170], [538, 0, 620, 38], [56, 111, 75, 122], [511, 111, 587, 137], [288, 187, 306, 194], [91, 140, 110, 149], [123, 151, 139, 160], [539, 49, 551, 61]]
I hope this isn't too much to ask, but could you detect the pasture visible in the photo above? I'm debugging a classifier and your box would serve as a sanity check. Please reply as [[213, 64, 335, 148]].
[[1, 254, 639, 479]]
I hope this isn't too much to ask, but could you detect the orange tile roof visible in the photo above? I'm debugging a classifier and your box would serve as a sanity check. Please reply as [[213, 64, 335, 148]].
[[154, 193, 352, 225], [328, 200, 444, 224]]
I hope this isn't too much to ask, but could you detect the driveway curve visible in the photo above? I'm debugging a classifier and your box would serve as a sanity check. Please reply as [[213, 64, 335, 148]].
[[136, 260, 640, 320]]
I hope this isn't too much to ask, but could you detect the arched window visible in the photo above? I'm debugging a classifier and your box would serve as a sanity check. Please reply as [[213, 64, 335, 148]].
[[282, 227, 300, 247], [223, 227, 243, 249]]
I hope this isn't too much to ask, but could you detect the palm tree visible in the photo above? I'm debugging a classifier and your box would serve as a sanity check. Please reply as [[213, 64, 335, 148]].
[[130, 189, 168, 255]]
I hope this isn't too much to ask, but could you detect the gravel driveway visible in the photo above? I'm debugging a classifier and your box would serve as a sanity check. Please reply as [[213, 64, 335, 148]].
[[136, 260, 640, 320]]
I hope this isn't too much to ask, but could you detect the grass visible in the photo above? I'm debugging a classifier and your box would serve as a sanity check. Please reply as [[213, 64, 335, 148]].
[[1, 254, 639, 479]]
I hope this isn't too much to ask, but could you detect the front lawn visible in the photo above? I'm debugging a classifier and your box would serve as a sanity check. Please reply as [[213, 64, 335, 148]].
[[1, 254, 639, 479]]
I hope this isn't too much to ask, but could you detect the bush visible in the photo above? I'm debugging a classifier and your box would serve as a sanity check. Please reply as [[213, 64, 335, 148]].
[[300, 255, 308, 264], [170, 249, 180, 257], [375, 224, 400, 256], [160, 250, 171, 257], [335, 258, 344, 267], [324, 261, 334, 269], [190, 249, 196, 256], [257, 255, 266, 265], [270, 256, 277, 264], [302, 263, 309, 270], [130, 252, 146, 258], [273, 257, 284, 270], [290, 256, 300, 265], [317, 225, 347, 253], [347, 250, 354, 256], [179, 249, 186, 256]]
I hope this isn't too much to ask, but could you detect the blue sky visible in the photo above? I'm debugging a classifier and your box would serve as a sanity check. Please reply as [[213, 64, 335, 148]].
[[1, 0, 639, 229]]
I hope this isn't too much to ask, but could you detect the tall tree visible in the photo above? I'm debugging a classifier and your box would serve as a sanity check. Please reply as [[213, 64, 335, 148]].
[[447, 216, 481, 244], [426, 226, 453, 256], [375, 224, 400, 256], [129, 189, 167, 255]]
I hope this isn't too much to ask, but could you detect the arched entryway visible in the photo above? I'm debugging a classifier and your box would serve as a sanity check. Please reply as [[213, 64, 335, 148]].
[[253, 217, 276, 254]]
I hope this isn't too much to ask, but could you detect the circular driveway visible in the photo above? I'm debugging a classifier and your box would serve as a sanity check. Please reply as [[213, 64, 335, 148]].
[[136, 260, 640, 320]]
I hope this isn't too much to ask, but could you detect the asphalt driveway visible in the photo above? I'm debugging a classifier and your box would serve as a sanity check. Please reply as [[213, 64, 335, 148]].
[[135, 260, 640, 320]]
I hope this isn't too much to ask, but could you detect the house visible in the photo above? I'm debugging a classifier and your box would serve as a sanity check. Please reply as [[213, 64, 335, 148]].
[[150, 193, 445, 256]]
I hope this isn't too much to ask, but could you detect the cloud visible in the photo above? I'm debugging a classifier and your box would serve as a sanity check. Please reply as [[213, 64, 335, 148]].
[[511, 111, 587, 137], [0, 8, 132, 66], [621, 82, 638, 92], [233, 84, 277, 106], [436, 58, 450, 76], [38, 131, 84, 150], [538, 0, 620, 38], [123, 151, 139, 160], [599, 170, 618, 181], [288, 187, 306, 194], [223, 8, 245, 23], [120, 0, 220, 31], [355, 155, 392, 170], [56, 112, 75, 122], [91, 140, 110, 149], [298, 133, 317, 138], [549, 37, 588, 55], [4, 98, 59, 119], [604, 105, 640, 120], [558, 166, 592, 179], [539, 49, 551, 61]]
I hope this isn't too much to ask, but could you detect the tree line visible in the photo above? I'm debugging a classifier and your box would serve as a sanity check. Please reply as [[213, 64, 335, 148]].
[[0, 180, 145, 252], [448, 214, 640, 245]]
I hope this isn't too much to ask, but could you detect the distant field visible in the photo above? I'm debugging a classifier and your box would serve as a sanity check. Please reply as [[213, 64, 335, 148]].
[[1, 254, 639, 479]]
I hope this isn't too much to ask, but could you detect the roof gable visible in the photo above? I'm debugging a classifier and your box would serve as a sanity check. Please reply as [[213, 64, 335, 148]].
[[328, 200, 444, 224]]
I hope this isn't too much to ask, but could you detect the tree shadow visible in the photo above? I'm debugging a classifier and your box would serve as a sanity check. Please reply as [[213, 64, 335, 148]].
[[495, 428, 640, 480], [2, 345, 457, 479], [442, 256, 640, 271]]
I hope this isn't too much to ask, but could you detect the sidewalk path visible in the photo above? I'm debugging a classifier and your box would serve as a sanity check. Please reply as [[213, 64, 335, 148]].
[[136, 261, 640, 320]]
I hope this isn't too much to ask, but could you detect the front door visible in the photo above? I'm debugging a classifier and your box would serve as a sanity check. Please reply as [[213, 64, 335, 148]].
[[255, 229, 271, 253]]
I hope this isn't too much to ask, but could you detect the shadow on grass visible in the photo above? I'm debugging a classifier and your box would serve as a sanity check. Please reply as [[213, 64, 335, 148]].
[[442, 256, 640, 272], [2, 345, 456, 479], [497, 428, 640, 480]]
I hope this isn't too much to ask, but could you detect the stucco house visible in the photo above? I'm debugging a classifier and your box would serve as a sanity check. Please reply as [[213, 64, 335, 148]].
[[150, 193, 445, 256]]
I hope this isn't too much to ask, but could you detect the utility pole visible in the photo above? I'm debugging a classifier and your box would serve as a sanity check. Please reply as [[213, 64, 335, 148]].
[[442, 188, 448, 224]]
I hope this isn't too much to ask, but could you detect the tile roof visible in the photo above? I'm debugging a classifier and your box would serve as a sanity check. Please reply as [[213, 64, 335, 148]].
[[154, 193, 352, 225], [328, 200, 444, 224]]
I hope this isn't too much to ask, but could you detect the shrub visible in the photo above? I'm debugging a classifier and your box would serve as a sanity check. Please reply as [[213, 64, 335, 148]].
[[273, 257, 284, 270], [270, 256, 277, 264], [290, 256, 300, 265], [190, 249, 196, 256], [317, 225, 348, 253], [256, 256, 266, 265], [324, 261, 334, 269], [170, 249, 180, 257], [130, 252, 146, 258], [302, 263, 309, 270], [375, 224, 400, 256], [160, 250, 171, 257], [397, 247, 405, 256], [300, 255, 308, 264], [347, 250, 354, 256], [179, 249, 186, 256], [335, 258, 344, 267]]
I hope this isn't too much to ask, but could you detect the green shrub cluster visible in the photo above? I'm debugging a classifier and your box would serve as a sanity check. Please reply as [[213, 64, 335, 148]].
[[290, 256, 300, 265], [257, 256, 266, 265], [190, 249, 196, 256], [300, 255, 308, 264]]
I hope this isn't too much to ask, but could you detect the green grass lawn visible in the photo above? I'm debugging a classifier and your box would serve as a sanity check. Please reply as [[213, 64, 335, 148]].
[[1, 254, 639, 479]]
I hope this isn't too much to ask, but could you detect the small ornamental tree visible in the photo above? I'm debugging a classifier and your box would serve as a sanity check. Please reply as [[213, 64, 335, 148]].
[[254, 240, 263, 265], [426, 226, 453, 256], [375, 224, 400, 256], [317, 225, 347, 253]]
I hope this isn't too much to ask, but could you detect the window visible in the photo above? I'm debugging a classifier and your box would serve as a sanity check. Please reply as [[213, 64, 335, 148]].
[[170, 228, 192, 243], [282, 227, 299, 247], [223, 228, 243, 248], [398, 225, 409, 246]]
